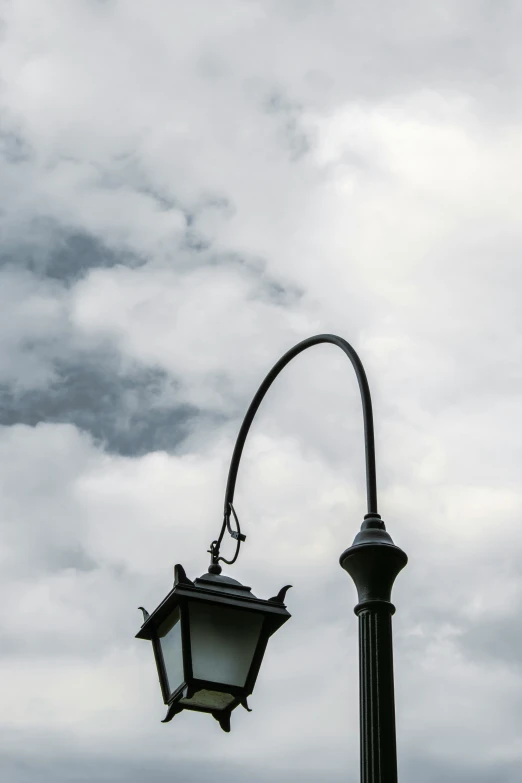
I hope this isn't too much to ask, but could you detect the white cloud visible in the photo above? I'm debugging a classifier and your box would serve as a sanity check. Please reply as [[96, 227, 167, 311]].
[[1, 1, 522, 781]]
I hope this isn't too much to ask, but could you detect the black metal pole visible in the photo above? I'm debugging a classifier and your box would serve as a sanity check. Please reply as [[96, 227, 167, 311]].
[[211, 334, 407, 782], [340, 515, 407, 783]]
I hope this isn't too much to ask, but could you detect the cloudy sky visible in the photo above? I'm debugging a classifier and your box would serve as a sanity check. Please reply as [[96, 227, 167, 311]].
[[1, 0, 522, 780]]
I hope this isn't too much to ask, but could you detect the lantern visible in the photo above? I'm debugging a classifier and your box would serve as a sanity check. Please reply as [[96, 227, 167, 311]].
[[136, 564, 291, 731]]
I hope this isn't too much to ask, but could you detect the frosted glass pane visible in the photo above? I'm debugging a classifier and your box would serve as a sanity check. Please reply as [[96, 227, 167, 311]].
[[181, 689, 235, 711], [158, 608, 184, 695], [189, 603, 263, 687]]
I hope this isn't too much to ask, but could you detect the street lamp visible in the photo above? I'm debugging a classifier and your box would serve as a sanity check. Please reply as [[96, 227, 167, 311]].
[[137, 334, 407, 783]]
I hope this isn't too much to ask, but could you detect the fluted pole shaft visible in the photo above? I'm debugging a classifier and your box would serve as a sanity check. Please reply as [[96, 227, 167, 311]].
[[357, 604, 398, 783]]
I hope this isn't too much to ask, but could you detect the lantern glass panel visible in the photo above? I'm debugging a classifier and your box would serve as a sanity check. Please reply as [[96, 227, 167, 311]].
[[189, 602, 263, 687], [158, 607, 184, 696]]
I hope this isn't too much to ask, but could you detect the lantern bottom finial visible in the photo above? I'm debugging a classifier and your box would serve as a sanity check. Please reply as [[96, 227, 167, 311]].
[[162, 702, 183, 723], [213, 710, 232, 732]]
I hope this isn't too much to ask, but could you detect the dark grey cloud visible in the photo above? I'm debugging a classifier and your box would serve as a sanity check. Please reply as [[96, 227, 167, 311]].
[[0, 212, 299, 455], [0, 356, 198, 456], [0, 227, 140, 284], [41, 231, 139, 284], [0, 239, 296, 455]]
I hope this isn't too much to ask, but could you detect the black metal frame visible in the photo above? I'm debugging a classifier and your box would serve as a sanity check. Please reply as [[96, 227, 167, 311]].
[[150, 602, 194, 704], [136, 565, 291, 732]]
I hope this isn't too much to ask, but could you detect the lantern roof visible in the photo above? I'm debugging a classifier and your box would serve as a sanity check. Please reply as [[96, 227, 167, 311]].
[[194, 571, 257, 597], [136, 564, 291, 641]]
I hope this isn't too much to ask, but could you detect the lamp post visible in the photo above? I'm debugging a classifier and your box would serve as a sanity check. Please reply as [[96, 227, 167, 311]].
[[137, 334, 407, 783]]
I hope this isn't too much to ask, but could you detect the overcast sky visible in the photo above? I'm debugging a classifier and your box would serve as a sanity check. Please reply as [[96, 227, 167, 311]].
[[1, 1, 522, 781]]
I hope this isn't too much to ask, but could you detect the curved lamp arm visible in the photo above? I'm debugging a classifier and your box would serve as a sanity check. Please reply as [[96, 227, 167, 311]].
[[209, 334, 378, 567]]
